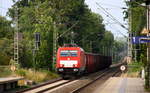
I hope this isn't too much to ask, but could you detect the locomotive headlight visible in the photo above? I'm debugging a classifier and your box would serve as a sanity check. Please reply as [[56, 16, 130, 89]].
[[60, 64, 64, 67], [73, 68, 78, 72], [58, 68, 64, 72]]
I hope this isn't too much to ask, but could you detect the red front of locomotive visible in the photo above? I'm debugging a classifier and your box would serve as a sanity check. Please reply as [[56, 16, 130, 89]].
[[56, 47, 86, 75]]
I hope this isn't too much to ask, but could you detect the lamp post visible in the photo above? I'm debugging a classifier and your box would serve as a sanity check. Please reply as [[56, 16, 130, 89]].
[[126, 0, 133, 64]]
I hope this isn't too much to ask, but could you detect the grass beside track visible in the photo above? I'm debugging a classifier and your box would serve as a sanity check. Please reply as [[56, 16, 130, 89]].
[[127, 61, 143, 77], [16, 68, 59, 83], [0, 66, 59, 84]]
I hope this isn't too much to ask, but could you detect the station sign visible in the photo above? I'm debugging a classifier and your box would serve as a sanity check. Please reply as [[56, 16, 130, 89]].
[[132, 36, 150, 44]]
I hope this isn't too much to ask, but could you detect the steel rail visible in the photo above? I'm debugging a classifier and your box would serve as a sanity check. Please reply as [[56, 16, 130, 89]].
[[36, 79, 75, 93], [16, 78, 62, 93], [71, 66, 122, 93]]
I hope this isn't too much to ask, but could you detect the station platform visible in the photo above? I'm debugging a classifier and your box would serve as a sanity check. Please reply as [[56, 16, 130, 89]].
[[0, 77, 24, 92], [93, 77, 149, 93]]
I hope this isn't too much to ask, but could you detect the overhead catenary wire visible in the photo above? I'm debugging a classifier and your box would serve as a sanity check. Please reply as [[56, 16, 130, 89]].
[[56, 21, 79, 40], [86, 0, 128, 38], [96, 2, 128, 30], [105, 8, 126, 10], [108, 24, 127, 38], [105, 20, 127, 37], [96, 7, 127, 37], [96, 2, 128, 31], [99, 2, 127, 9], [77, 31, 103, 43]]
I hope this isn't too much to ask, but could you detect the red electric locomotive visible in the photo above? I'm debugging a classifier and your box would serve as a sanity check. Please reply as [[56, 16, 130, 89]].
[[56, 44, 112, 78], [56, 44, 86, 78]]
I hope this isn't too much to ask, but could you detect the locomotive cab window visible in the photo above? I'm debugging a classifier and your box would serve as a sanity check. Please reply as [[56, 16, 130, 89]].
[[60, 50, 78, 57]]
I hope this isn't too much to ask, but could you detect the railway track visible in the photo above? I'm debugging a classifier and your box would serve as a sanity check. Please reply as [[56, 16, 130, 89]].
[[16, 62, 123, 93], [16, 69, 109, 93], [23, 80, 74, 93], [71, 67, 121, 93], [37, 69, 110, 93], [16, 78, 64, 93]]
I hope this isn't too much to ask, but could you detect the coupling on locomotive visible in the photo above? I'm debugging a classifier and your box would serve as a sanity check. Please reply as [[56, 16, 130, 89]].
[[56, 44, 112, 78]]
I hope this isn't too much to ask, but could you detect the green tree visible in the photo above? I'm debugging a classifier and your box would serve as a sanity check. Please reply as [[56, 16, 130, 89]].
[[0, 16, 13, 39], [0, 16, 13, 65]]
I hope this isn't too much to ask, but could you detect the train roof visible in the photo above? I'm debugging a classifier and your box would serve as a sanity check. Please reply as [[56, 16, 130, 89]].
[[85, 52, 101, 56], [58, 46, 84, 52]]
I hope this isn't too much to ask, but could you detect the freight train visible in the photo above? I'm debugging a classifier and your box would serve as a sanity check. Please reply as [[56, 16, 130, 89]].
[[56, 44, 112, 79]]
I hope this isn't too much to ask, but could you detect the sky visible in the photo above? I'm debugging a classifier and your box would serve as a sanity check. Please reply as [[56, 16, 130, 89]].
[[0, 0, 13, 16], [0, 0, 128, 38]]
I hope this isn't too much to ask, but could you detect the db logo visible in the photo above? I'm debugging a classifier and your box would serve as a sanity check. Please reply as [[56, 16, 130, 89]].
[[120, 65, 126, 71]]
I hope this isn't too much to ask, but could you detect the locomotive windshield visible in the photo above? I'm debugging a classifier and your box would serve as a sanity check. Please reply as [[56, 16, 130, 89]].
[[60, 50, 78, 57]]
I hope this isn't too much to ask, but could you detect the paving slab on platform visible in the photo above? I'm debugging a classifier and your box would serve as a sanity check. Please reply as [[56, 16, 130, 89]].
[[93, 77, 149, 93]]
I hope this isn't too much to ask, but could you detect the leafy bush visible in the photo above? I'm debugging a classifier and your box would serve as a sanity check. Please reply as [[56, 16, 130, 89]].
[[0, 66, 12, 77], [127, 62, 143, 77]]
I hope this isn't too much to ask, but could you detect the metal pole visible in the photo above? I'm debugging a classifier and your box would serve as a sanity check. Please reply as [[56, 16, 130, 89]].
[[146, 1, 150, 88], [52, 22, 57, 71], [102, 46, 104, 55], [128, 1, 133, 62], [135, 49, 137, 62], [147, 43, 150, 88], [112, 47, 113, 61], [104, 46, 105, 56], [14, 5, 19, 67]]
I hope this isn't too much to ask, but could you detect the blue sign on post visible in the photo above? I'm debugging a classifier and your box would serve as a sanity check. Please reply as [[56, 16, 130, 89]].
[[132, 36, 150, 44]]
